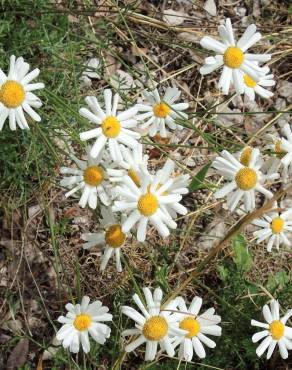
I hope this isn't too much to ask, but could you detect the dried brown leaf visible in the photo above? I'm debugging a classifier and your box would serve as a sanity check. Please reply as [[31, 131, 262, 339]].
[[7, 338, 29, 370]]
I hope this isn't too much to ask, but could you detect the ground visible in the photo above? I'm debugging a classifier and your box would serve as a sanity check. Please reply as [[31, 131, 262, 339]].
[[0, 0, 292, 369]]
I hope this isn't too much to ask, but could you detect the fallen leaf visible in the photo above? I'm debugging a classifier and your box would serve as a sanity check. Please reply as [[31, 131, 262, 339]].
[[178, 32, 201, 43], [131, 45, 148, 57], [36, 357, 43, 370], [198, 220, 227, 250], [163, 9, 186, 26], [104, 53, 120, 77], [63, 207, 79, 218], [252, 0, 261, 18], [42, 336, 61, 361], [278, 80, 292, 102], [203, 0, 217, 16], [7, 338, 29, 370], [2, 319, 23, 335], [152, 134, 171, 145], [28, 204, 41, 219], [110, 69, 136, 90]]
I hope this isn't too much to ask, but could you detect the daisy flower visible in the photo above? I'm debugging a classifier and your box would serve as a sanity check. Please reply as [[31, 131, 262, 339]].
[[0, 55, 44, 131], [107, 144, 149, 188], [112, 170, 187, 242], [261, 132, 291, 181], [121, 287, 186, 361], [212, 149, 278, 212], [171, 296, 222, 361], [252, 204, 292, 251], [241, 65, 275, 101], [81, 207, 128, 272], [264, 131, 285, 163], [200, 18, 271, 95], [235, 146, 265, 169], [153, 159, 189, 218], [56, 296, 112, 353], [251, 299, 292, 359], [79, 89, 140, 161], [60, 147, 111, 209], [136, 87, 188, 137], [280, 123, 292, 173]]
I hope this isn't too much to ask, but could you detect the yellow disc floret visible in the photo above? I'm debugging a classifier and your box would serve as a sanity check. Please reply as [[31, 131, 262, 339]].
[[223, 47, 244, 69], [83, 166, 104, 186], [275, 140, 282, 154], [138, 192, 158, 216], [240, 146, 253, 167], [179, 317, 200, 338], [105, 224, 126, 248], [269, 320, 285, 340], [142, 316, 168, 341], [73, 314, 92, 331], [0, 80, 25, 108], [101, 116, 121, 138], [270, 217, 285, 234], [153, 102, 170, 118], [274, 140, 286, 158], [243, 74, 257, 88], [235, 167, 257, 191], [128, 168, 141, 187]]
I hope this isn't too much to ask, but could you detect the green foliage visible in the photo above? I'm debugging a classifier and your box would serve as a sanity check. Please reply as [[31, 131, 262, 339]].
[[232, 234, 253, 272], [214, 244, 292, 369], [267, 270, 289, 290], [189, 162, 211, 191], [155, 265, 169, 292]]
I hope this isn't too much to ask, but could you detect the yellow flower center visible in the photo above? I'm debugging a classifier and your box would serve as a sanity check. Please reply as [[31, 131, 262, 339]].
[[179, 317, 200, 338], [243, 74, 257, 88], [274, 140, 282, 154], [269, 320, 285, 340], [0, 80, 25, 108], [101, 116, 121, 138], [274, 140, 286, 158], [137, 192, 158, 216], [235, 167, 257, 191], [83, 166, 104, 186], [239, 146, 253, 167], [270, 217, 285, 234], [73, 314, 92, 331], [142, 316, 168, 341], [128, 168, 141, 187], [223, 47, 244, 68], [153, 102, 170, 118], [105, 224, 126, 248]]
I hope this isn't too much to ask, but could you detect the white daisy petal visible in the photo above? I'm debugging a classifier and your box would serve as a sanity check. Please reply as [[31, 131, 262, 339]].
[[192, 336, 206, 358], [278, 339, 288, 359], [266, 340, 277, 359], [256, 335, 272, 357], [200, 36, 226, 53], [125, 335, 146, 353], [252, 330, 269, 343], [263, 304, 273, 324]]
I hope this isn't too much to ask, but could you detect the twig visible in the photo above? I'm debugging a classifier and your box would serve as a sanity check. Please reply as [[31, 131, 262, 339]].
[[162, 184, 292, 307]]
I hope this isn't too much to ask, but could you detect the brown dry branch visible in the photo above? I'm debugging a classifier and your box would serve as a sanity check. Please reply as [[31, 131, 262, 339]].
[[162, 184, 292, 308]]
